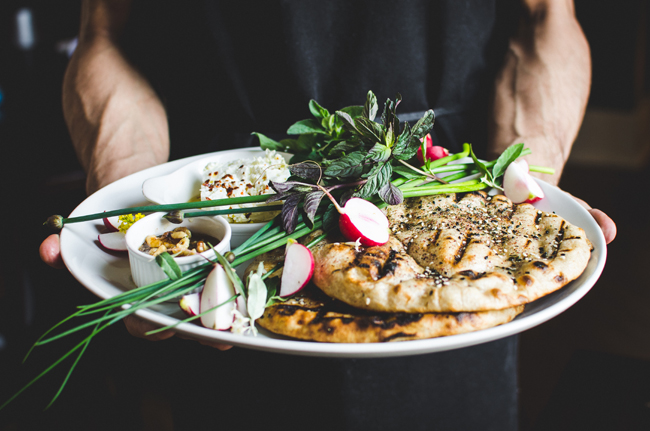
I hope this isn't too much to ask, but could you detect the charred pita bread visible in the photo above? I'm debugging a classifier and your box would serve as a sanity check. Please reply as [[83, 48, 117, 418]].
[[312, 192, 592, 313], [257, 284, 524, 343]]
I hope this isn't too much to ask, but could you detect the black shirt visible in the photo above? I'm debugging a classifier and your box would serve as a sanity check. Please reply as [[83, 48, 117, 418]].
[[120, 2, 520, 430]]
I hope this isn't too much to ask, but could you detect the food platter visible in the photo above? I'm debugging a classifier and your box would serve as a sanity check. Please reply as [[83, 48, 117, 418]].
[[60, 148, 607, 358]]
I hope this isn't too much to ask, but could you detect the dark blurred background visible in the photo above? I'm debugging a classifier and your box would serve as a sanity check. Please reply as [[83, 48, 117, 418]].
[[0, 1, 649, 430]]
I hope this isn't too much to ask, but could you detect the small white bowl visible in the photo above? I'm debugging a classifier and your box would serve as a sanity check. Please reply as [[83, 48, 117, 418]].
[[141, 148, 291, 249], [125, 212, 231, 287]]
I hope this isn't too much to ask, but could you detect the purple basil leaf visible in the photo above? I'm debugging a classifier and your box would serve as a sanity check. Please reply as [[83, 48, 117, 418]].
[[303, 191, 325, 224], [281, 193, 305, 233], [378, 182, 404, 205]]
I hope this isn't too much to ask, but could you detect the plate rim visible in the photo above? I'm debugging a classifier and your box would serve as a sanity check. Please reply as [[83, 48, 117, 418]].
[[59, 148, 607, 358]]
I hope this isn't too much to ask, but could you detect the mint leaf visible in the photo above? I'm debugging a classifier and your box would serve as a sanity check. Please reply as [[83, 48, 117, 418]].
[[309, 100, 329, 119], [368, 143, 392, 162], [324, 151, 366, 178], [252, 132, 285, 151], [492, 143, 525, 180], [357, 162, 392, 199], [363, 91, 378, 121], [287, 119, 328, 135], [410, 110, 435, 140]]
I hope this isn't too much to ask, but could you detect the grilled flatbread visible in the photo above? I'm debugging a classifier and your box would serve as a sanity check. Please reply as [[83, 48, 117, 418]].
[[312, 192, 592, 313], [258, 284, 524, 343]]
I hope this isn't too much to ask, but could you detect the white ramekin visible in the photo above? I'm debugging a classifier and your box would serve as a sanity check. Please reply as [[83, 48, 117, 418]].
[[125, 212, 231, 287]]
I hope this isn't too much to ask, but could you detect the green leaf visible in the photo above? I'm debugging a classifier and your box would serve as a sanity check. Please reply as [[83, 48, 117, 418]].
[[324, 151, 366, 178], [155, 252, 182, 280], [492, 143, 525, 180], [363, 90, 378, 121], [327, 140, 359, 158], [309, 100, 329, 119], [246, 262, 268, 324], [410, 110, 435, 140], [338, 105, 364, 119], [355, 116, 385, 144], [252, 132, 285, 151], [368, 143, 392, 162], [469, 145, 500, 189], [335, 110, 359, 133], [357, 162, 392, 199], [393, 135, 421, 161], [287, 119, 328, 135]]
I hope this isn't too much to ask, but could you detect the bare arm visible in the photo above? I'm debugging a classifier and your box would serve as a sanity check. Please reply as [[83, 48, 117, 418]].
[[63, 0, 169, 195], [488, 0, 590, 186], [488, 0, 615, 243]]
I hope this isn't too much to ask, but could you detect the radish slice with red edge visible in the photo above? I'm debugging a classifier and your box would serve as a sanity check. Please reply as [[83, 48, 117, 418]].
[[503, 160, 544, 204], [98, 232, 127, 252], [280, 241, 314, 297], [103, 215, 120, 232], [179, 292, 200, 317], [200, 264, 236, 330], [339, 198, 389, 246]]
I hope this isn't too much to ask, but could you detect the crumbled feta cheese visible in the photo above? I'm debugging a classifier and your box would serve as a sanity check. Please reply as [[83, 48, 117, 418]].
[[200, 150, 290, 223]]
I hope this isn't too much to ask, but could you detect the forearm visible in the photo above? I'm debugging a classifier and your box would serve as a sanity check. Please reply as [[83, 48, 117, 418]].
[[488, 0, 590, 185], [63, 0, 169, 194]]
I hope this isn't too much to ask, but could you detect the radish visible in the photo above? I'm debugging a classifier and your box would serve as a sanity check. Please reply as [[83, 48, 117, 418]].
[[503, 160, 544, 204], [338, 198, 389, 246], [179, 292, 200, 317], [280, 241, 314, 297], [416, 133, 449, 165], [98, 232, 127, 252], [200, 264, 236, 330], [103, 216, 120, 232]]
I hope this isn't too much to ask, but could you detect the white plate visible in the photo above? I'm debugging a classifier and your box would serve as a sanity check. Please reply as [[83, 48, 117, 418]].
[[60, 149, 607, 358]]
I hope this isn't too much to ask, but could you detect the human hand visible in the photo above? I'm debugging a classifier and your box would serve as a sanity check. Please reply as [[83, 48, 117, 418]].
[[571, 196, 616, 244]]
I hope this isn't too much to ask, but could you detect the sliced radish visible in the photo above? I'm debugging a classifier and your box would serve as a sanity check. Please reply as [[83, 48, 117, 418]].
[[98, 232, 127, 251], [179, 292, 200, 317], [200, 264, 236, 330], [416, 133, 449, 165], [280, 242, 314, 297], [103, 216, 120, 232], [236, 294, 249, 318], [339, 198, 389, 246], [503, 160, 544, 204]]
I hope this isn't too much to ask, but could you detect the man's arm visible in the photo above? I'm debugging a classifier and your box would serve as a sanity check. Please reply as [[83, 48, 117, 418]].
[[488, 0, 590, 186], [63, 0, 169, 195], [488, 0, 616, 243]]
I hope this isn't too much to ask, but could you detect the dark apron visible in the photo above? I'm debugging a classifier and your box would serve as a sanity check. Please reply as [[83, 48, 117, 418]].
[[120, 2, 520, 429]]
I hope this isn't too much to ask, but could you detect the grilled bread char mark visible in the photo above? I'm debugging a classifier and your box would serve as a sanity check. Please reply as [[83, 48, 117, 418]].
[[257, 285, 524, 343], [312, 192, 592, 313]]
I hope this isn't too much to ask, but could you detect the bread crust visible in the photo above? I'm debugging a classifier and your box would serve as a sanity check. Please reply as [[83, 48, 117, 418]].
[[258, 285, 524, 343], [312, 192, 592, 313]]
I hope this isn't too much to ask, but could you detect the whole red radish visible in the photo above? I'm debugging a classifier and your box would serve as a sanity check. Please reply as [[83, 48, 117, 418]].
[[416, 133, 449, 165]]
